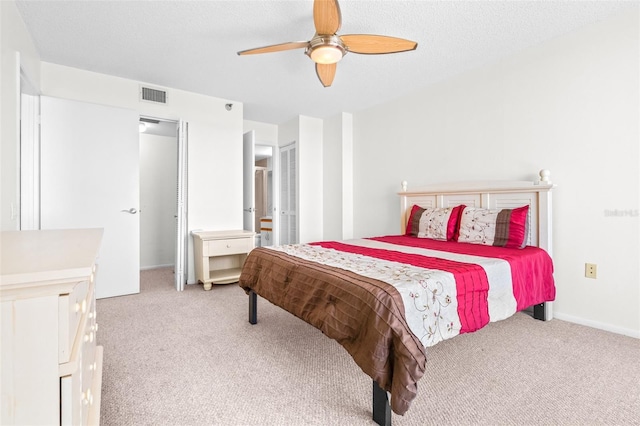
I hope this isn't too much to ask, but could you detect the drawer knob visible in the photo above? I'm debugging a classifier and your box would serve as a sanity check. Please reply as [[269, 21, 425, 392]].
[[81, 299, 87, 314], [74, 302, 80, 313], [81, 389, 93, 405], [84, 334, 89, 343], [226, 244, 231, 248]]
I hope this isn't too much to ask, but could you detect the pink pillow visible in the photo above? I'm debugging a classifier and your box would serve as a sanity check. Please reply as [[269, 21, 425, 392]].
[[457, 205, 530, 248], [406, 205, 465, 241]]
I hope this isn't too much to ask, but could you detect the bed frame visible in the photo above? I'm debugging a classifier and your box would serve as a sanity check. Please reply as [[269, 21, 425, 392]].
[[247, 170, 555, 426]]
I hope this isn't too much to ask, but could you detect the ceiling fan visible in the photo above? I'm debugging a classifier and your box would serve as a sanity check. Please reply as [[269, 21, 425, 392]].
[[237, 0, 418, 87]]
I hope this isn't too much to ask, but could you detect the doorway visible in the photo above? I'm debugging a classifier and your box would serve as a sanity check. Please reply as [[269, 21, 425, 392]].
[[139, 118, 178, 270], [255, 145, 274, 247], [243, 131, 278, 247], [139, 117, 188, 292]]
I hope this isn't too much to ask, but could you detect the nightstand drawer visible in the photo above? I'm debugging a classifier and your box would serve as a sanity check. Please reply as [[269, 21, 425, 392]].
[[207, 237, 252, 256]]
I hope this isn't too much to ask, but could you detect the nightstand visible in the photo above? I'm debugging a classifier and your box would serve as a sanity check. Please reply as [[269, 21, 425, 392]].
[[192, 230, 255, 290]]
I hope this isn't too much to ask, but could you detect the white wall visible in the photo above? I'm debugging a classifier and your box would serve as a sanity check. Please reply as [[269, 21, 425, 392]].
[[323, 112, 353, 240], [0, 0, 41, 230], [340, 114, 353, 240], [323, 115, 343, 240], [243, 120, 278, 144], [298, 116, 324, 243], [40, 63, 244, 284], [140, 133, 177, 269], [352, 8, 640, 337]]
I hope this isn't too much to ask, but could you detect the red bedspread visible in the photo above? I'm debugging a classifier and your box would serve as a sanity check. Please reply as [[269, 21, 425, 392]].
[[370, 236, 555, 325]]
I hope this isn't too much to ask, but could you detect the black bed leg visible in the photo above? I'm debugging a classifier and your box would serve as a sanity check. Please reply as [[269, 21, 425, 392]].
[[249, 290, 257, 324], [372, 381, 391, 426], [533, 302, 547, 321]]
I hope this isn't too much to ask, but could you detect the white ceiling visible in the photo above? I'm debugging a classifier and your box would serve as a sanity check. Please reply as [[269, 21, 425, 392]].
[[15, 0, 635, 125]]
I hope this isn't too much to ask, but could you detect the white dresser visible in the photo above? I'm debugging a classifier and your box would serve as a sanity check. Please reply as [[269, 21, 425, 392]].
[[0, 228, 104, 426], [192, 230, 254, 290]]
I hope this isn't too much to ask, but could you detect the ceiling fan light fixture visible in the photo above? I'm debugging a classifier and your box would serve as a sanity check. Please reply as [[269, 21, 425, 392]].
[[307, 35, 346, 64], [310, 45, 343, 64]]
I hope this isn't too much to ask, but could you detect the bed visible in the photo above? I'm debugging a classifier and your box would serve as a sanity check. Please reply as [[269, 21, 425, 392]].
[[239, 170, 555, 425]]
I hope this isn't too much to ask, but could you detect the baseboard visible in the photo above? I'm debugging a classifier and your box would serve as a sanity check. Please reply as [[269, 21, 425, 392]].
[[553, 312, 640, 339], [140, 264, 174, 271]]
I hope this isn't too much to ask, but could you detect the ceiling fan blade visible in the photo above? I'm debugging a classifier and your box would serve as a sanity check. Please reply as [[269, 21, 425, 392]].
[[316, 63, 337, 87], [341, 34, 417, 54], [314, 0, 341, 35], [237, 41, 309, 56]]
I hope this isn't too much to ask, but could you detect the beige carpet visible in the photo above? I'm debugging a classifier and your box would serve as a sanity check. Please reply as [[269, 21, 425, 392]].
[[97, 267, 640, 425]]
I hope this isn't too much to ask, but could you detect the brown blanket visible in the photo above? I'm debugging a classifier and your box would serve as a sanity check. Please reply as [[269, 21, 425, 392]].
[[239, 247, 427, 415]]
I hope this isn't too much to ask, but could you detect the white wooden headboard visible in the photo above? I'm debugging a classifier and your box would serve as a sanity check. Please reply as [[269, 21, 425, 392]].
[[399, 170, 555, 255]]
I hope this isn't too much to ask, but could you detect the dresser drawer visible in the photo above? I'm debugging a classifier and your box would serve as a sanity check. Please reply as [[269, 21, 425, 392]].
[[60, 359, 93, 426], [59, 276, 92, 363], [61, 350, 84, 426], [207, 237, 252, 256], [61, 287, 98, 426]]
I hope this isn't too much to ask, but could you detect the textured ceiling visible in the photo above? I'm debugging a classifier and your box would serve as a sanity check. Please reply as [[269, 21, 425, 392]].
[[15, 0, 634, 124]]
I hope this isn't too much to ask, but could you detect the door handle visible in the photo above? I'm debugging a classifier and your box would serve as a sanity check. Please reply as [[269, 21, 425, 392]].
[[121, 208, 138, 214]]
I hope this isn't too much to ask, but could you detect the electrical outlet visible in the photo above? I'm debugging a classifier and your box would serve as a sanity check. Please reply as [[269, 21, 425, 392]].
[[585, 263, 597, 279]]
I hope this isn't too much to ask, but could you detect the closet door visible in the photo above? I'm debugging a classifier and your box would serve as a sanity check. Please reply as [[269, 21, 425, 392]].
[[40, 96, 140, 299], [279, 143, 297, 244], [175, 121, 188, 291], [242, 131, 256, 233]]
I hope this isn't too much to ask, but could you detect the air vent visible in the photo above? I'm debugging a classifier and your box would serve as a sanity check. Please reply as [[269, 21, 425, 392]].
[[140, 86, 168, 104]]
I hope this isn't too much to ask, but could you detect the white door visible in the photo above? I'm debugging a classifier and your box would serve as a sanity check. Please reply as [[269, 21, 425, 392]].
[[175, 121, 188, 291], [243, 131, 255, 233], [279, 143, 297, 244], [40, 96, 140, 299]]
